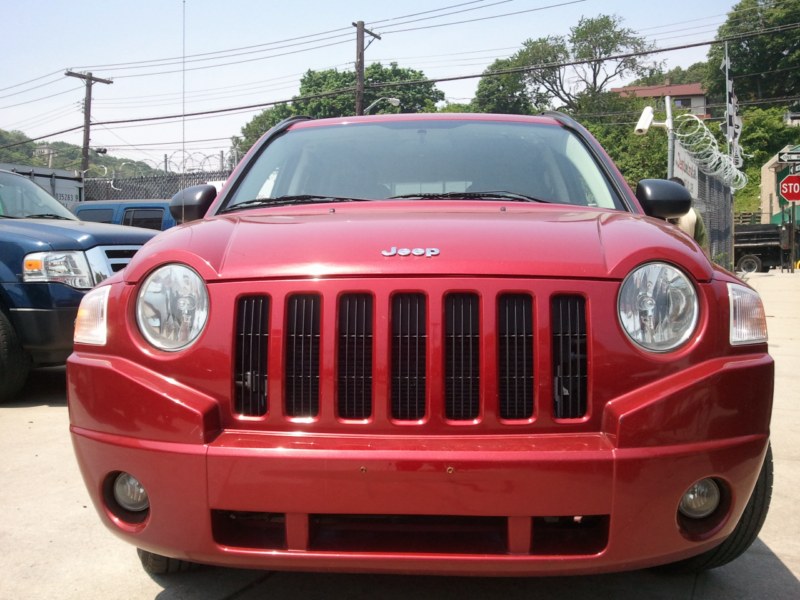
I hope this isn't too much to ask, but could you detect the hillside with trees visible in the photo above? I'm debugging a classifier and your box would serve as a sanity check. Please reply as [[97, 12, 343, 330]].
[[0, 130, 159, 178]]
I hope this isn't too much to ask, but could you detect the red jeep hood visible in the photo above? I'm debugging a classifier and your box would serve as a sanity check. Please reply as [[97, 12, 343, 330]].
[[127, 202, 712, 283]]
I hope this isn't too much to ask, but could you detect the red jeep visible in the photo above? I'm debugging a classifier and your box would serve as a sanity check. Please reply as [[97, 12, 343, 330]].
[[68, 113, 772, 576]]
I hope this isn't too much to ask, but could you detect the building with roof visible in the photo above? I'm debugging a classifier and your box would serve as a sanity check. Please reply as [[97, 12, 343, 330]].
[[611, 82, 708, 118]]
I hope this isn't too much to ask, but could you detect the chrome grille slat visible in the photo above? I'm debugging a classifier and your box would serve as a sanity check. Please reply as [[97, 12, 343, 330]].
[[391, 294, 427, 420], [498, 294, 534, 420], [445, 293, 479, 420], [338, 294, 373, 419], [286, 294, 320, 417], [552, 296, 588, 419], [235, 296, 269, 416]]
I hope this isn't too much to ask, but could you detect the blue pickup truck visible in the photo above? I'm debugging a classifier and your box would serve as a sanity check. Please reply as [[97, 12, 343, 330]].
[[0, 170, 157, 401], [73, 199, 177, 231]]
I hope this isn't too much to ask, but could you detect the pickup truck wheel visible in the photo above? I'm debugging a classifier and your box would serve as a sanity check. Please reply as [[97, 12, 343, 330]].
[[136, 548, 200, 575], [663, 444, 773, 573], [0, 310, 31, 403], [736, 254, 762, 274]]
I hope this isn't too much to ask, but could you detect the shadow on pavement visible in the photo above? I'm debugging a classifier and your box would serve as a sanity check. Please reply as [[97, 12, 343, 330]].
[[6, 366, 66, 407], [150, 539, 799, 600]]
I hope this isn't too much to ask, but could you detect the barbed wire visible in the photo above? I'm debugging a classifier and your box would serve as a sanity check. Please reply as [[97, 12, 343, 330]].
[[674, 113, 747, 190]]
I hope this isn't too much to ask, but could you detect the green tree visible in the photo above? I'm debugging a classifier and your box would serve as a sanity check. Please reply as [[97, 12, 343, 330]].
[[438, 102, 475, 113], [631, 62, 710, 87], [235, 62, 444, 154], [735, 107, 800, 212], [472, 58, 534, 114], [232, 103, 296, 157], [583, 95, 670, 186], [706, 0, 800, 102], [514, 14, 657, 113], [0, 130, 36, 164]]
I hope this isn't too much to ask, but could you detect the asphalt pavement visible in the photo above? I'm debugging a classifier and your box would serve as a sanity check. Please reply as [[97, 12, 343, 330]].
[[1, 271, 798, 600]]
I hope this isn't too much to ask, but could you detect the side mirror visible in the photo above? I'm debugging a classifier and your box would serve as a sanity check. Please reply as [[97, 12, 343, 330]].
[[635, 179, 692, 219], [170, 184, 217, 223]]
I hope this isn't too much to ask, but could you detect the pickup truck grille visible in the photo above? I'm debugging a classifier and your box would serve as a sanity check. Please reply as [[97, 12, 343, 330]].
[[85, 245, 144, 284], [233, 289, 588, 423]]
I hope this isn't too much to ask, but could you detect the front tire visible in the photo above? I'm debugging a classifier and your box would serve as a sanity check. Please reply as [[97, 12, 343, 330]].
[[0, 310, 31, 403], [137, 549, 200, 575], [666, 444, 773, 572]]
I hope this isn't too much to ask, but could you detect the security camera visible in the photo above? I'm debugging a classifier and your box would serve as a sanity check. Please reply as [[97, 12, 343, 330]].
[[634, 106, 654, 135]]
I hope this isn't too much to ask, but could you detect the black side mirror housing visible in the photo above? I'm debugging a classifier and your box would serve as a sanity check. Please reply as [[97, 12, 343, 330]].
[[635, 179, 692, 219], [170, 184, 217, 223]]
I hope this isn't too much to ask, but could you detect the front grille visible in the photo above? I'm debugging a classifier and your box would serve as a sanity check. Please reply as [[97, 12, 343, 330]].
[[498, 294, 534, 420], [391, 294, 427, 420], [338, 294, 373, 419], [231, 286, 590, 423], [103, 247, 140, 272], [445, 293, 480, 420], [86, 245, 143, 284], [212, 510, 609, 556], [285, 294, 321, 417], [551, 296, 588, 419], [235, 296, 269, 416]]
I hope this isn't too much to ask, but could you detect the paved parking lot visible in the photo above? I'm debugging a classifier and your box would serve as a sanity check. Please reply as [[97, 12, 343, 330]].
[[1, 272, 798, 599]]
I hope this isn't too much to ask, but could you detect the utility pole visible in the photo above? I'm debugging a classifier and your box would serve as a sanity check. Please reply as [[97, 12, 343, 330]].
[[352, 21, 381, 115], [65, 71, 112, 175]]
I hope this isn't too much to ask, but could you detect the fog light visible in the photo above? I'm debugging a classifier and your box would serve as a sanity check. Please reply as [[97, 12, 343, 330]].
[[113, 472, 149, 512], [679, 478, 720, 519]]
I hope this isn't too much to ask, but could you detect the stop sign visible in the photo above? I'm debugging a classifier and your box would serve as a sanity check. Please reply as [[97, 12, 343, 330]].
[[780, 174, 800, 202]]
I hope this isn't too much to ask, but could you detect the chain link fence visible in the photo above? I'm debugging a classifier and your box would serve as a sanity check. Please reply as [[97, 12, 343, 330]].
[[694, 171, 734, 270], [84, 170, 232, 201]]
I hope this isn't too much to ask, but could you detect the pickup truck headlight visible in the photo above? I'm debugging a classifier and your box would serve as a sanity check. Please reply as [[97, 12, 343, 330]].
[[728, 283, 767, 345], [618, 262, 698, 352], [23, 251, 93, 289], [135, 264, 208, 351]]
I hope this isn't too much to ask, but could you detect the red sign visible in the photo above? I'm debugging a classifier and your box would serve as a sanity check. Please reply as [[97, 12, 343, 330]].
[[780, 174, 800, 202]]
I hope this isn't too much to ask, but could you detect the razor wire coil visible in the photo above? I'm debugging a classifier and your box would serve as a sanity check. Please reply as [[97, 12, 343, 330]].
[[674, 114, 747, 190]]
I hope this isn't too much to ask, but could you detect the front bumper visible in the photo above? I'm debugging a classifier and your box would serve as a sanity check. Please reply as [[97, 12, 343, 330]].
[[68, 352, 773, 576]]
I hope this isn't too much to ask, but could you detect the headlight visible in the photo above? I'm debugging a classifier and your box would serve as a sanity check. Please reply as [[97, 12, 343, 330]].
[[135, 264, 208, 351], [23, 251, 93, 289], [728, 283, 767, 345], [74, 285, 110, 345], [618, 262, 698, 352]]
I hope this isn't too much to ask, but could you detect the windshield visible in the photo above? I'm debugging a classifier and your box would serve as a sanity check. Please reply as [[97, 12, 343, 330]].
[[223, 120, 624, 212], [0, 172, 77, 220]]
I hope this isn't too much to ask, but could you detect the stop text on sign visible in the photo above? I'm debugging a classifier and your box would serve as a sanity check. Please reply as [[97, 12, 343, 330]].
[[780, 174, 800, 202]]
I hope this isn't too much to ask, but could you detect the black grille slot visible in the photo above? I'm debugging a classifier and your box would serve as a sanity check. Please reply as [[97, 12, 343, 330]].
[[391, 294, 427, 420], [498, 294, 534, 419], [338, 294, 373, 419], [234, 296, 270, 416], [285, 294, 321, 417], [552, 296, 588, 419], [445, 293, 480, 420]]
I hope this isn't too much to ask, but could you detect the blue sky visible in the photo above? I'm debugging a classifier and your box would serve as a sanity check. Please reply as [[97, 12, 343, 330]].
[[0, 0, 739, 168]]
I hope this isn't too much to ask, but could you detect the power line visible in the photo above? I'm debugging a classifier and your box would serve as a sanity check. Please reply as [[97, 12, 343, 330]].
[[3, 19, 799, 152]]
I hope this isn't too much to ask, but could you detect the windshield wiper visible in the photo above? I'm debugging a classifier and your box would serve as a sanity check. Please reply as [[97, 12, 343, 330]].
[[219, 195, 370, 213], [0, 214, 19, 219], [25, 213, 74, 220], [388, 191, 549, 203]]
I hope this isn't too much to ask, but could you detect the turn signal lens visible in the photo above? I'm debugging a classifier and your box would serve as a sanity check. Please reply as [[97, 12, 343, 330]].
[[74, 285, 110, 345], [728, 283, 768, 345]]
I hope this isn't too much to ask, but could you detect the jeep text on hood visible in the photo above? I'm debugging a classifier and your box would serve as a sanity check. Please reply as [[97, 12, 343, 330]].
[[68, 113, 772, 578]]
